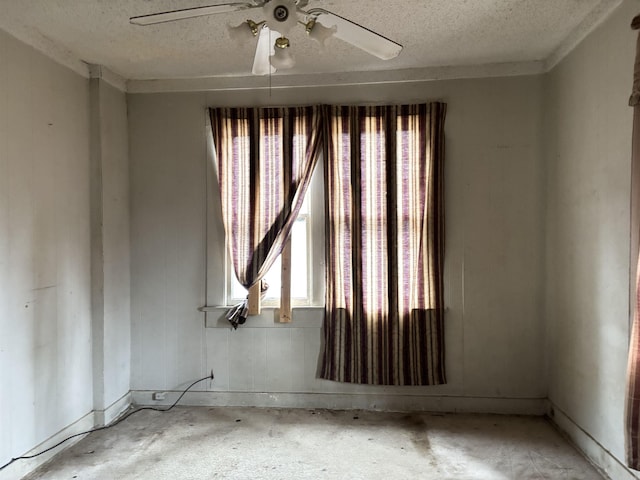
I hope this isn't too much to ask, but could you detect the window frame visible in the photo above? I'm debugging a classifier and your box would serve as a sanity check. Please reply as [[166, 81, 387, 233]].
[[224, 156, 325, 308]]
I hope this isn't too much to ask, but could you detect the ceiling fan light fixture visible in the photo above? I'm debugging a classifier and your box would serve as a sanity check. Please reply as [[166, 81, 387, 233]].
[[247, 19, 264, 36], [308, 9, 403, 60], [270, 36, 295, 70], [304, 18, 337, 48], [227, 19, 264, 43]]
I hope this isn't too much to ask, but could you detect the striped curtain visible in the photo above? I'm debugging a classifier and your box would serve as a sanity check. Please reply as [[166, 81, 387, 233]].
[[626, 14, 640, 471], [209, 106, 322, 291], [320, 103, 447, 385]]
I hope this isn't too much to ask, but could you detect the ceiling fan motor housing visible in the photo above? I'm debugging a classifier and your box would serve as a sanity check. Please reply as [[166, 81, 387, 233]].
[[263, 0, 298, 33], [273, 5, 289, 22]]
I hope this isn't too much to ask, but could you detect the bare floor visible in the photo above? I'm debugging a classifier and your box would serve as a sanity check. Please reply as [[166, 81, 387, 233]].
[[24, 407, 604, 480]]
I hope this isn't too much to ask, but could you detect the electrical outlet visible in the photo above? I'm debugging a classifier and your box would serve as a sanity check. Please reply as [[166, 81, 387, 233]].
[[152, 392, 166, 401]]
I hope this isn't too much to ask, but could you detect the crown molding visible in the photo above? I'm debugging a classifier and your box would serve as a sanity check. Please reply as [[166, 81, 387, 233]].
[[126, 61, 546, 93], [544, 0, 624, 72], [0, 24, 89, 78], [88, 64, 128, 92]]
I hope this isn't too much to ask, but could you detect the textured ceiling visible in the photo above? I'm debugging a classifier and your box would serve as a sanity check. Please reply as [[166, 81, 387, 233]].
[[0, 0, 624, 82]]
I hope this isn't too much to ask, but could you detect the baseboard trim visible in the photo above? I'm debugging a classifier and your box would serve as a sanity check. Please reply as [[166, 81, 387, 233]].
[[95, 391, 133, 426], [547, 401, 640, 480], [131, 390, 546, 415], [0, 410, 95, 480]]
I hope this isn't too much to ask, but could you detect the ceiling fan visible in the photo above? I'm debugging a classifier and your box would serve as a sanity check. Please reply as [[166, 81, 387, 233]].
[[130, 0, 403, 75]]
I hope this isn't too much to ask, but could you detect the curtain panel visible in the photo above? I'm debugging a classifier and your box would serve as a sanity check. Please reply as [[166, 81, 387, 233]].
[[626, 14, 640, 471], [320, 103, 447, 386], [209, 106, 322, 294]]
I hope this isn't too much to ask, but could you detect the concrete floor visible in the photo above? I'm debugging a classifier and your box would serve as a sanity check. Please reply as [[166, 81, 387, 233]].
[[24, 407, 604, 480]]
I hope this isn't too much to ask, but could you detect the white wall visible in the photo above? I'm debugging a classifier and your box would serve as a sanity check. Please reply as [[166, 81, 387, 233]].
[[544, 0, 638, 477], [0, 32, 131, 478], [129, 75, 546, 411], [100, 81, 131, 414], [90, 78, 131, 424], [129, 94, 208, 394], [0, 28, 94, 474]]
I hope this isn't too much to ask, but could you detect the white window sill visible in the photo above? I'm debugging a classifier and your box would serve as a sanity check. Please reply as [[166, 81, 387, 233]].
[[202, 305, 325, 329]]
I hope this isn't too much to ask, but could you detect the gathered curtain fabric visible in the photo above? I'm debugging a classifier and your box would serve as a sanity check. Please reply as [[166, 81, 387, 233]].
[[320, 103, 447, 386], [626, 14, 640, 471], [209, 106, 322, 294]]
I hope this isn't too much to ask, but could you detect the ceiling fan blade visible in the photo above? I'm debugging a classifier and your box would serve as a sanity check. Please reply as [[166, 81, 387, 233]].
[[252, 26, 278, 75], [130, 2, 260, 26], [307, 8, 402, 60]]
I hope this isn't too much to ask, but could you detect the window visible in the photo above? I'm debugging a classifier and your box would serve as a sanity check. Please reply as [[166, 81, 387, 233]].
[[210, 106, 324, 317], [225, 157, 325, 307]]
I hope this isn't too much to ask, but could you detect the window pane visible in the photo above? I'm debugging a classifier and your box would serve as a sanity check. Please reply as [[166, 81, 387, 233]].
[[228, 217, 308, 303], [290, 218, 307, 299], [229, 265, 247, 300], [262, 256, 281, 299]]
